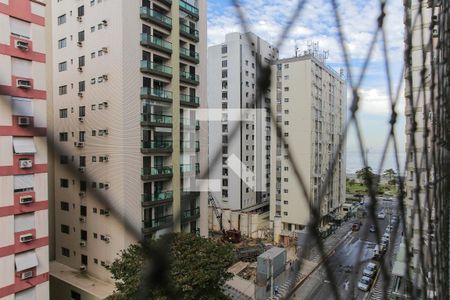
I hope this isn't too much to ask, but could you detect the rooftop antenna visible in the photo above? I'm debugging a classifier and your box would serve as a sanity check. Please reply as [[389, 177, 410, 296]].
[[295, 42, 300, 57]]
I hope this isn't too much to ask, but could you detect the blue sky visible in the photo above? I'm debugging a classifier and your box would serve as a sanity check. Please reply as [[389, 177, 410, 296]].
[[207, 0, 406, 174]]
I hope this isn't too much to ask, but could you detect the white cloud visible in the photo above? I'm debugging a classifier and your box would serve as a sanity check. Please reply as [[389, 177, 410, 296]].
[[357, 87, 405, 116]]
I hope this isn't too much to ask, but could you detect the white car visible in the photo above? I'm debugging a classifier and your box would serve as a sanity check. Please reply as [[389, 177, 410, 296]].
[[377, 212, 386, 219], [363, 262, 378, 278], [358, 276, 373, 291]]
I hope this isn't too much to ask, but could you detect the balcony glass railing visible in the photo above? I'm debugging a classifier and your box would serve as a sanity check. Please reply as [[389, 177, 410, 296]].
[[142, 166, 173, 176], [179, 23, 199, 40], [180, 163, 200, 174], [181, 141, 200, 152], [180, 94, 200, 105], [182, 207, 200, 219], [140, 87, 173, 101], [180, 71, 199, 83], [140, 33, 172, 51], [140, 7, 172, 28], [140, 60, 172, 76], [142, 191, 173, 204], [141, 113, 173, 125], [141, 140, 173, 150], [143, 214, 173, 229], [180, 47, 199, 62], [179, 0, 199, 17]]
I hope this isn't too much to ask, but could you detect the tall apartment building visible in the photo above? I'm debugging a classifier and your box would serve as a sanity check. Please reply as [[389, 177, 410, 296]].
[[269, 55, 346, 241], [208, 32, 277, 212], [392, 1, 444, 298], [48, 0, 207, 299], [0, 0, 49, 299]]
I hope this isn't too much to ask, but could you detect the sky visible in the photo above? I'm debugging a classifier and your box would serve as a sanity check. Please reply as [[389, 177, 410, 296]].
[[207, 0, 406, 174]]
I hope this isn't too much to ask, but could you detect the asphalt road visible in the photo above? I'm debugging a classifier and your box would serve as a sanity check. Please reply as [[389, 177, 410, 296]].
[[292, 199, 400, 300]]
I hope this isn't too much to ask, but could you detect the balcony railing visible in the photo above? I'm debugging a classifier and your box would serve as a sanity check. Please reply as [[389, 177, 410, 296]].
[[140, 7, 172, 29], [140, 33, 172, 54], [142, 214, 173, 231], [180, 163, 200, 174], [182, 207, 200, 221], [141, 166, 173, 180], [181, 141, 200, 152], [180, 94, 200, 107], [140, 87, 173, 102], [141, 113, 172, 127], [179, 0, 199, 19], [157, 0, 172, 6], [142, 191, 173, 206], [180, 71, 199, 85], [140, 60, 172, 78], [141, 140, 173, 153], [180, 46, 199, 64], [179, 23, 199, 42]]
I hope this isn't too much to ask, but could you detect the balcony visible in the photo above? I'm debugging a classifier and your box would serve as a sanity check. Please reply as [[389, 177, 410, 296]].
[[142, 191, 173, 206], [180, 94, 200, 107], [181, 191, 200, 200], [179, 23, 199, 42], [180, 47, 199, 64], [141, 113, 172, 127], [141, 140, 173, 154], [180, 71, 199, 86], [140, 87, 173, 103], [179, 0, 199, 20], [140, 60, 172, 78], [140, 7, 172, 30], [182, 207, 200, 222], [140, 33, 172, 54], [142, 214, 173, 232], [141, 166, 173, 181], [157, 0, 172, 6], [181, 141, 200, 152], [180, 163, 200, 175]]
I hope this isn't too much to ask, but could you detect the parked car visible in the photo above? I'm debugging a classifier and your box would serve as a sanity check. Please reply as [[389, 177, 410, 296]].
[[363, 262, 378, 278], [369, 225, 376, 232], [386, 225, 393, 232], [380, 241, 388, 251], [377, 212, 386, 219], [352, 223, 360, 231], [358, 276, 373, 291], [383, 232, 390, 240]]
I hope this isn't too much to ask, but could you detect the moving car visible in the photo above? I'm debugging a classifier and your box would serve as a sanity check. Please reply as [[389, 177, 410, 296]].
[[363, 262, 378, 278], [358, 276, 373, 291], [377, 212, 386, 219]]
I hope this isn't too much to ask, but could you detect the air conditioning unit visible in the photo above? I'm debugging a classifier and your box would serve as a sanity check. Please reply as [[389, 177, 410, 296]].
[[17, 116, 30, 126], [78, 92, 83, 97], [103, 155, 109, 162], [77, 41, 83, 47], [104, 183, 110, 190], [102, 74, 108, 80], [102, 19, 108, 26], [21, 270, 33, 280], [432, 28, 439, 37], [19, 159, 33, 169], [16, 40, 29, 51], [75, 142, 84, 148], [78, 117, 84, 122], [20, 233, 33, 243], [78, 167, 85, 173], [103, 102, 108, 108], [79, 216, 86, 223], [19, 195, 33, 204], [77, 16, 83, 22], [80, 265, 87, 271], [104, 210, 110, 216], [80, 241, 87, 247], [104, 235, 111, 243], [102, 46, 108, 53], [78, 191, 86, 197], [77, 67, 83, 72], [17, 79, 31, 89]]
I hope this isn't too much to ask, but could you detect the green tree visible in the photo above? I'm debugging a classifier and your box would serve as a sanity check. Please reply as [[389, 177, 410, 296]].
[[108, 233, 235, 300], [383, 168, 397, 185], [356, 166, 375, 184]]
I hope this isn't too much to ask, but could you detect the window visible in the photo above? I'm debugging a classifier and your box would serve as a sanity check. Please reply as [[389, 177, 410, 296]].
[[59, 108, 68, 118], [92, 156, 96, 162], [284, 75, 289, 80], [60, 178, 69, 188], [91, 104, 96, 110], [80, 205, 87, 217], [90, 0, 95, 6], [222, 70, 227, 78], [78, 56, 85, 67], [60, 155, 69, 164], [77, 5, 84, 17], [59, 132, 68, 141], [284, 87, 289, 91], [71, 291, 81, 300], [81, 230, 87, 241], [58, 61, 67, 72], [283, 212, 288, 216], [79, 156, 86, 167], [61, 224, 70, 234], [98, 23, 103, 30], [58, 85, 67, 95], [78, 30, 85, 42], [284, 98, 289, 103], [79, 131, 85, 142], [91, 52, 96, 58], [62, 247, 70, 257], [90, 26, 95, 32], [284, 132, 289, 137], [222, 60, 227, 67], [60, 201, 69, 211], [284, 64, 289, 69], [221, 45, 227, 54], [284, 109, 289, 114], [58, 38, 67, 49], [93, 207, 97, 213], [79, 106, 85, 117], [79, 81, 85, 92], [57, 14, 66, 25]]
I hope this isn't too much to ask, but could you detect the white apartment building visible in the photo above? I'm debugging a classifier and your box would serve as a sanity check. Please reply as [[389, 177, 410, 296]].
[[269, 55, 346, 241], [48, 0, 207, 299], [0, 0, 49, 299], [208, 32, 278, 212]]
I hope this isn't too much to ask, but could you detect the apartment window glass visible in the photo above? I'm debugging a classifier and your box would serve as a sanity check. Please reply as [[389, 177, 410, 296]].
[[58, 38, 67, 49], [59, 108, 68, 118], [79, 156, 86, 167], [78, 5, 85, 17], [61, 247, 70, 257], [61, 224, 70, 234], [78, 56, 85, 67], [90, 0, 95, 6], [78, 81, 85, 92], [59, 132, 68, 141], [222, 70, 227, 78], [81, 230, 87, 241], [57, 14, 66, 25], [78, 30, 85, 42], [221, 45, 227, 54], [284, 64, 289, 69], [80, 205, 87, 217], [60, 201, 69, 211], [58, 85, 67, 95], [60, 178, 69, 188], [222, 60, 227, 67], [79, 106, 85, 117], [284, 87, 289, 91], [58, 61, 67, 72], [79, 131, 86, 142]]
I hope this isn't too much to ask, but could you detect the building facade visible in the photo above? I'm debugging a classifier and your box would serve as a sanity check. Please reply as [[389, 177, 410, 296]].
[[208, 32, 277, 212], [269, 55, 346, 240], [0, 0, 49, 299], [48, 0, 207, 298]]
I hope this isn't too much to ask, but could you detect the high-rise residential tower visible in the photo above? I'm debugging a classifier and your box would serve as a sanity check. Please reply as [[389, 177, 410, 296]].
[[48, 0, 207, 298], [208, 32, 278, 212], [269, 54, 346, 241], [0, 0, 49, 299]]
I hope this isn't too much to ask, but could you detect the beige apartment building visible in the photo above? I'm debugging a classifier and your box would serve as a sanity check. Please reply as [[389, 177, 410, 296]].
[[269, 55, 346, 242], [48, 0, 207, 299], [0, 0, 49, 299]]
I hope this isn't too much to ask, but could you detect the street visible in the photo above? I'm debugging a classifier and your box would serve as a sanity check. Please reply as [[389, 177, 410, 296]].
[[291, 199, 401, 300]]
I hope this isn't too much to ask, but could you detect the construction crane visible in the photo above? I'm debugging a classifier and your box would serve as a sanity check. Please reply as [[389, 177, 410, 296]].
[[208, 192, 223, 231], [208, 193, 242, 243]]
